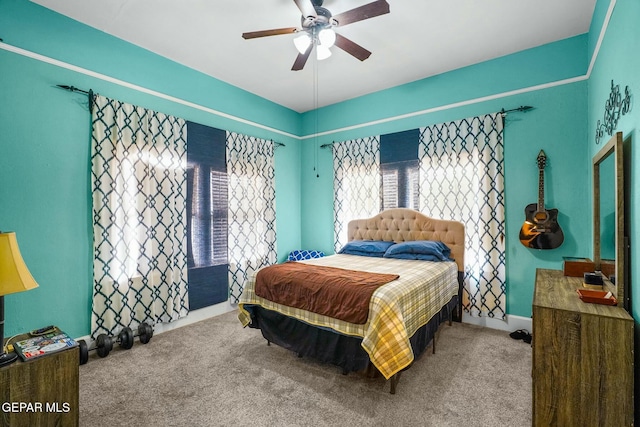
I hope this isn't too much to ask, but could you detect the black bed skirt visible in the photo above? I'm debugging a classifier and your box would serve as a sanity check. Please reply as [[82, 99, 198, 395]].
[[244, 296, 458, 374]]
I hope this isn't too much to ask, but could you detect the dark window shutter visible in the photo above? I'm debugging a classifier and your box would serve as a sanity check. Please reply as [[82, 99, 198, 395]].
[[380, 129, 420, 210], [186, 121, 228, 309]]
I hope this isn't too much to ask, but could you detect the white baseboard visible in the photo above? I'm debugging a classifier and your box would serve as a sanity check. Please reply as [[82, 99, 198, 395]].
[[462, 313, 532, 333], [153, 301, 237, 334], [75, 301, 236, 344]]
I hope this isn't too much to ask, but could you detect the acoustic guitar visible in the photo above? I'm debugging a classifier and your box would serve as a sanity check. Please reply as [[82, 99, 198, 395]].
[[519, 150, 564, 249]]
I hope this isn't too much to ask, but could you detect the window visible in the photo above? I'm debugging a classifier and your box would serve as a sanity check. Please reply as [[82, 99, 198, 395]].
[[381, 161, 419, 210], [382, 169, 398, 209], [187, 167, 228, 267], [186, 122, 228, 310], [380, 129, 420, 210]]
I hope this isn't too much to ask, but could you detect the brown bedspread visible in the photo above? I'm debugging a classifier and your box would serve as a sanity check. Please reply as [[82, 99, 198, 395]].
[[254, 262, 399, 324]]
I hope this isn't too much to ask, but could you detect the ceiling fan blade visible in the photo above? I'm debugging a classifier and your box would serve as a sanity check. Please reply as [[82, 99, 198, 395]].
[[293, 0, 317, 18], [292, 44, 313, 71], [334, 33, 371, 61], [332, 0, 390, 27], [242, 27, 298, 39]]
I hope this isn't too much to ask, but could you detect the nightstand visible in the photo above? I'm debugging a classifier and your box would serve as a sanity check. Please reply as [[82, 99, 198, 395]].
[[0, 332, 79, 427]]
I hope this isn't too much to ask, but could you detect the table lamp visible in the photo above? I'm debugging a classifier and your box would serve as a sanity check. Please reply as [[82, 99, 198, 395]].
[[0, 232, 39, 367]]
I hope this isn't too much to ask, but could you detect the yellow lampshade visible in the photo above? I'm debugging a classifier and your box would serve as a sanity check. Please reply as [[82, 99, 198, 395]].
[[0, 232, 39, 296]]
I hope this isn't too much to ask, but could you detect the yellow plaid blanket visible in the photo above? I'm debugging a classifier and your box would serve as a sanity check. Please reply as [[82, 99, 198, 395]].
[[238, 254, 458, 379]]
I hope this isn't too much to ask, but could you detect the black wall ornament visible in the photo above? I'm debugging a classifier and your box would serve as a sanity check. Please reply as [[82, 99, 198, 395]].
[[595, 80, 632, 144]]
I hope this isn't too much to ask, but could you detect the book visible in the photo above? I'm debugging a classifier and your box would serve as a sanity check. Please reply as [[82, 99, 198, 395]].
[[13, 330, 77, 362]]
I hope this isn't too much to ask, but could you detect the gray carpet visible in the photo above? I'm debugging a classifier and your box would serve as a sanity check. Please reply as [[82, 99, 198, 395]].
[[79, 311, 531, 427]]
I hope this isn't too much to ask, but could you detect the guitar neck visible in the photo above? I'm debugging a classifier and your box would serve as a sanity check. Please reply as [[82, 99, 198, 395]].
[[537, 168, 545, 211]]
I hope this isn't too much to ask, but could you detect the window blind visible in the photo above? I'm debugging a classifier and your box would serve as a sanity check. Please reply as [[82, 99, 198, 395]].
[[186, 121, 228, 310], [380, 129, 420, 210]]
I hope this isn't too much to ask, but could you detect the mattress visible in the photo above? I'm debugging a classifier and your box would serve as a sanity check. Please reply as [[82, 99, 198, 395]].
[[238, 254, 458, 379]]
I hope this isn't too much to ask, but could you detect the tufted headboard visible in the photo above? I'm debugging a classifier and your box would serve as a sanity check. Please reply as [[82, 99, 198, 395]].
[[347, 208, 465, 273]]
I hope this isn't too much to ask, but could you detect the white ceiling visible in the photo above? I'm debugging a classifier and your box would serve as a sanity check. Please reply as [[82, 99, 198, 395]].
[[32, 0, 596, 113]]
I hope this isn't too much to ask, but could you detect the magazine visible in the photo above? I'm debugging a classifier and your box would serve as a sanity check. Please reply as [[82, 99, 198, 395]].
[[13, 330, 77, 361]]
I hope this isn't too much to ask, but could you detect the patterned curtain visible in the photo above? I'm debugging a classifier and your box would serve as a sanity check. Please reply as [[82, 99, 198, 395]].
[[332, 137, 381, 251], [91, 95, 189, 338], [418, 113, 506, 319], [226, 132, 277, 303]]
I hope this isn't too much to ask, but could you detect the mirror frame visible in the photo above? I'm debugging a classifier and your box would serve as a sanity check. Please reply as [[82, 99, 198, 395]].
[[593, 131, 624, 306]]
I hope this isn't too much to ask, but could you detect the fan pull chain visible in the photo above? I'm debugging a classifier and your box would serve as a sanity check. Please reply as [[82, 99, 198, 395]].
[[313, 51, 320, 178]]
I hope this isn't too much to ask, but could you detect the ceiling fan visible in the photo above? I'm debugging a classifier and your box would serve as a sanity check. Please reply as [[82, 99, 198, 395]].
[[242, 0, 390, 71]]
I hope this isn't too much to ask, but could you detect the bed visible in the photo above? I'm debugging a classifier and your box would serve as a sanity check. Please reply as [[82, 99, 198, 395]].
[[238, 208, 465, 394]]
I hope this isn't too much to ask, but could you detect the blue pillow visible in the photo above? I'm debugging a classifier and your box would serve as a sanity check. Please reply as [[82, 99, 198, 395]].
[[338, 240, 396, 257], [383, 240, 452, 261], [288, 250, 325, 261], [383, 253, 443, 261]]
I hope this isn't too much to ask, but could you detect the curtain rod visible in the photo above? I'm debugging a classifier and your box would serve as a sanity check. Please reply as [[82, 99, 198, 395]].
[[56, 84, 91, 95], [319, 105, 534, 149], [57, 84, 94, 113], [56, 84, 285, 148], [500, 105, 534, 115]]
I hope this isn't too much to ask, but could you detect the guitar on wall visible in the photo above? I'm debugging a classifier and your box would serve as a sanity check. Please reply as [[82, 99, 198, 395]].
[[519, 150, 564, 249]]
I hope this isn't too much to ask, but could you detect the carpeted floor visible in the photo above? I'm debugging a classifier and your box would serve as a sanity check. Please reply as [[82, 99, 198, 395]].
[[79, 310, 532, 427]]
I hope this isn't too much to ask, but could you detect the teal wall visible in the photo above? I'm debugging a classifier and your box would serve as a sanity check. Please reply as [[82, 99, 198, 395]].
[[0, 0, 302, 338], [586, 0, 639, 413], [300, 34, 587, 136], [0, 1, 300, 136], [300, 42, 591, 319]]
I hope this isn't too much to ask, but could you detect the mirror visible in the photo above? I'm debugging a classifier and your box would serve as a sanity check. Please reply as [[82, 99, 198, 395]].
[[593, 131, 625, 308]]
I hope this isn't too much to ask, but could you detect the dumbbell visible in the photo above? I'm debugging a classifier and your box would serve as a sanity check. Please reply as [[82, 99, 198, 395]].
[[77, 328, 134, 365], [78, 323, 153, 365], [135, 322, 154, 344]]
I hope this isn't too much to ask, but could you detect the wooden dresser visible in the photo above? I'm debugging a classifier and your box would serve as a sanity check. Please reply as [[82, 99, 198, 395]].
[[532, 269, 634, 426]]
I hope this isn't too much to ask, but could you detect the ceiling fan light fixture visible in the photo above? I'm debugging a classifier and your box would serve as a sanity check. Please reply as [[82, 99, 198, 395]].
[[318, 28, 336, 48], [293, 33, 312, 54], [316, 44, 332, 60], [243, 0, 391, 71]]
